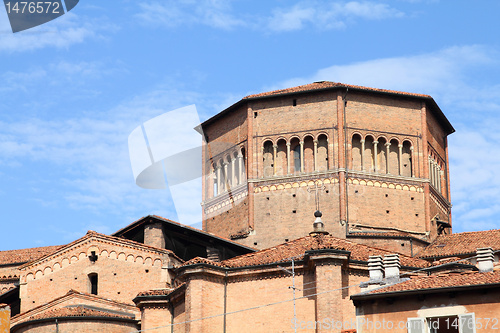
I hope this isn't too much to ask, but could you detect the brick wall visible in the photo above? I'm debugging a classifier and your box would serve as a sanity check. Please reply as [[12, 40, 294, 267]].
[[19, 237, 178, 313], [0, 304, 9, 333], [201, 86, 453, 251]]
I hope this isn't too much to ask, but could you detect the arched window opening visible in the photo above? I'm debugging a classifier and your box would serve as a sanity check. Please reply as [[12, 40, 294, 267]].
[[89, 273, 98, 295], [290, 138, 301, 174], [276, 139, 287, 176], [240, 148, 246, 183], [303, 136, 314, 173], [402, 141, 412, 177], [351, 134, 362, 171], [364, 136, 375, 172], [429, 155, 442, 192], [263, 141, 274, 178], [218, 159, 226, 193], [377, 137, 388, 174], [233, 152, 239, 185], [388, 139, 399, 175], [317, 134, 328, 171]]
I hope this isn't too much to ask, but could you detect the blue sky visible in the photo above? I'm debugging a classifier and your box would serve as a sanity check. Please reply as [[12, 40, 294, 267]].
[[1, 0, 500, 250]]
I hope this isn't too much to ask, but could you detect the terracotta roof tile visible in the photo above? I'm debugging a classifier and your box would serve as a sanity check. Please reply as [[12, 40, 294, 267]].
[[243, 81, 431, 100], [136, 283, 186, 297], [12, 289, 138, 323], [367, 270, 500, 295], [27, 306, 132, 321], [416, 229, 500, 259], [181, 234, 429, 269], [348, 231, 429, 242], [0, 245, 63, 266]]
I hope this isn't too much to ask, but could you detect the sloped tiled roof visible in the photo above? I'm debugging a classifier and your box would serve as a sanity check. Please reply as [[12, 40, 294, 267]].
[[136, 283, 186, 297], [182, 234, 429, 269], [348, 231, 429, 243], [364, 269, 500, 296], [244, 81, 431, 100], [416, 229, 500, 259], [12, 289, 139, 324], [26, 306, 133, 320], [202, 81, 454, 135], [0, 245, 63, 266]]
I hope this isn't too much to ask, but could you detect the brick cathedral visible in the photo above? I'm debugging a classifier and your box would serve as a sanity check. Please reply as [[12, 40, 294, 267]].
[[201, 81, 453, 254], [1, 82, 499, 333]]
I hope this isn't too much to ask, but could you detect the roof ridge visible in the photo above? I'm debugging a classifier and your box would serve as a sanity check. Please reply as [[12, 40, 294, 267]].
[[19, 231, 178, 269]]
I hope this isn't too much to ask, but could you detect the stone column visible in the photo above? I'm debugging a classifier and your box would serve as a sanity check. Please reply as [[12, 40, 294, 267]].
[[398, 144, 403, 176], [223, 162, 229, 192], [326, 138, 330, 170], [385, 142, 391, 174], [273, 144, 278, 176], [360, 139, 365, 171], [410, 146, 414, 177], [314, 139, 318, 172], [300, 141, 304, 173], [216, 165, 221, 195], [261, 146, 265, 178], [231, 156, 236, 188], [286, 143, 291, 175], [373, 140, 379, 173]]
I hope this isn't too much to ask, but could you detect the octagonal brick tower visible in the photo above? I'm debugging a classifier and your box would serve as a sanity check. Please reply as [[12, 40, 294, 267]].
[[200, 82, 454, 255]]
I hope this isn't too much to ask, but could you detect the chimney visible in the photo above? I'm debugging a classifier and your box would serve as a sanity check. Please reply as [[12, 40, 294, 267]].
[[309, 211, 329, 236], [368, 255, 384, 282], [144, 222, 165, 249], [384, 254, 401, 280], [477, 247, 494, 272]]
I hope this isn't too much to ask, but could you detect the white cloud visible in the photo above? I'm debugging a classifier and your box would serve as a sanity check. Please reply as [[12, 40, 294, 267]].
[[136, 0, 245, 30], [0, 65, 231, 228], [136, 1, 403, 32], [267, 1, 404, 32], [279, 45, 495, 103], [0, 10, 112, 52]]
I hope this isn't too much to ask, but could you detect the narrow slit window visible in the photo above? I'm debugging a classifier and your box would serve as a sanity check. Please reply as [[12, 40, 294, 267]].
[[89, 273, 98, 295]]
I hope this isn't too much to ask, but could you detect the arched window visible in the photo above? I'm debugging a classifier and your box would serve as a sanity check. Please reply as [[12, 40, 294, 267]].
[[351, 134, 362, 171], [303, 136, 314, 173], [240, 148, 246, 183], [317, 134, 328, 171], [364, 136, 375, 172], [377, 137, 388, 174], [233, 152, 239, 185], [388, 139, 399, 175], [263, 141, 274, 177], [402, 141, 412, 177], [290, 138, 301, 173], [89, 273, 98, 295], [276, 139, 287, 176]]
